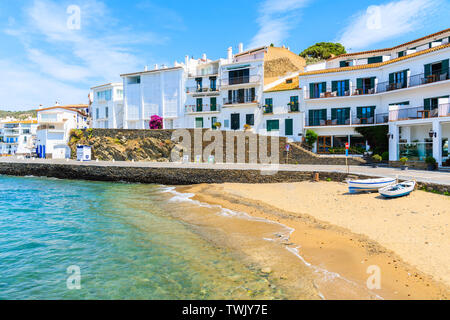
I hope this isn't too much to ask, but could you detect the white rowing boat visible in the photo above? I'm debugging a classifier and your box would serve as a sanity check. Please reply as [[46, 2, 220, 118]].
[[347, 177, 397, 193], [379, 180, 416, 198]]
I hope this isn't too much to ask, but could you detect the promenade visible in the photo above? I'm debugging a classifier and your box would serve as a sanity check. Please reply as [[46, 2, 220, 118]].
[[1, 157, 450, 186]]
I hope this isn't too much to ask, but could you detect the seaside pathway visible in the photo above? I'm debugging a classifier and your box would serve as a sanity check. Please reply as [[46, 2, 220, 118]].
[[1, 157, 450, 186]]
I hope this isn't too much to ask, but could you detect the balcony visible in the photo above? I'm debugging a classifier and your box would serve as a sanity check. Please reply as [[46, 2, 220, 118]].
[[305, 112, 388, 127], [263, 105, 273, 114], [305, 68, 450, 100], [288, 102, 300, 113], [185, 104, 221, 113], [187, 70, 219, 78], [221, 75, 261, 87], [186, 86, 219, 95], [223, 96, 259, 106], [389, 104, 449, 121]]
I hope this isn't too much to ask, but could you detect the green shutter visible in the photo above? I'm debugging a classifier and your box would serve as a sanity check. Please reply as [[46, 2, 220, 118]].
[[308, 110, 313, 126], [196, 98, 202, 112], [285, 119, 293, 136], [389, 72, 395, 84], [368, 56, 383, 64], [321, 109, 327, 120], [424, 98, 431, 110], [357, 78, 363, 89], [332, 81, 337, 93], [357, 107, 363, 119], [345, 80, 350, 92], [210, 97, 217, 111], [309, 83, 314, 98], [331, 108, 337, 120], [321, 82, 327, 93], [441, 59, 449, 74], [424, 64, 432, 77], [370, 77, 376, 89], [195, 117, 203, 128], [344, 108, 350, 120], [370, 106, 375, 118]]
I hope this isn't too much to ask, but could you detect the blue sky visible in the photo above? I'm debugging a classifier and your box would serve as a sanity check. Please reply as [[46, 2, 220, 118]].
[[0, 0, 449, 110]]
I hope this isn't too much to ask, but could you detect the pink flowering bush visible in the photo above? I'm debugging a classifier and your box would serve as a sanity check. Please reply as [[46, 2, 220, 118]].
[[149, 115, 163, 129]]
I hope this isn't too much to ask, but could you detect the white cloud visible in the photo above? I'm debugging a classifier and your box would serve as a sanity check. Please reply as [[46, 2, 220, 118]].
[[337, 0, 444, 50], [1, 0, 168, 109], [248, 0, 310, 49]]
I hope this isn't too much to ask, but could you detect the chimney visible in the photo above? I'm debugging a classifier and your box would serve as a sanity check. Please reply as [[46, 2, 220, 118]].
[[238, 43, 244, 53], [227, 47, 233, 62], [202, 53, 207, 61], [154, 64, 159, 70], [144, 66, 148, 71], [185, 55, 189, 66]]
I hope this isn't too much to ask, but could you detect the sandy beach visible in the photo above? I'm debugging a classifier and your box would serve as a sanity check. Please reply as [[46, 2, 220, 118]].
[[179, 181, 450, 300]]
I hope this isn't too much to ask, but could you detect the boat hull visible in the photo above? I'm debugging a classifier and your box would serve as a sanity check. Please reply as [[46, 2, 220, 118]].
[[379, 181, 416, 198], [348, 178, 396, 194]]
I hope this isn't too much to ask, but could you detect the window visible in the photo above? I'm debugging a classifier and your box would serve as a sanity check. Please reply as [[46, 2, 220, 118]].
[[96, 108, 99, 119], [389, 70, 408, 89], [289, 96, 299, 112], [128, 76, 140, 84], [105, 107, 109, 119], [96, 89, 112, 101], [209, 77, 217, 91], [196, 98, 203, 112], [246, 114, 254, 126], [309, 82, 326, 98], [266, 120, 279, 132], [286, 79, 293, 84], [332, 80, 349, 96], [308, 109, 326, 126], [331, 108, 350, 125], [264, 98, 273, 113], [210, 97, 217, 111], [116, 89, 123, 99], [211, 117, 217, 129], [368, 56, 383, 64], [228, 88, 255, 104], [356, 106, 375, 124], [195, 117, 203, 128], [340, 61, 351, 67], [285, 119, 293, 136], [195, 78, 203, 92], [356, 77, 375, 94], [229, 69, 249, 85]]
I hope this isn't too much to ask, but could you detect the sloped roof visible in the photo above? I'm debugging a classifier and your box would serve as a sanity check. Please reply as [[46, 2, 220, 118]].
[[264, 77, 300, 92], [328, 28, 450, 61], [299, 43, 450, 76]]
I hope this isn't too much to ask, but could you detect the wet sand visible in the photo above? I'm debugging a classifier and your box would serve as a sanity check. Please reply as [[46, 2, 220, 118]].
[[178, 182, 450, 300]]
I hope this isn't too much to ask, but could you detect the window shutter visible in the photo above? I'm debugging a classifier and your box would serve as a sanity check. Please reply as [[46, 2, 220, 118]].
[[345, 108, 350, 120], [331, 81, 337, 93], [308, 110, 313, 126], [441, 59, 449, 74], [331, 108, 337, 120], [345, 80, 350, 92], [321, 109, 327, 120], [357, 78, 363, 89], [322, 82, 327, 93], [424, 98, 431, 110], [357, 107, 362, 119], [210, 97, 216, 111], [370, 77, 376, 88], [389, 72, 395, 84], [309, 83, 314, 98], [370, 106, 375, 118], [424, 64, 431, 77], [285, 119, 293, 136]]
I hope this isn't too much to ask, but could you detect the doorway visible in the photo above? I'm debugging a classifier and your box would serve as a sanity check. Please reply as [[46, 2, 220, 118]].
[[317, 136, 332, 153]]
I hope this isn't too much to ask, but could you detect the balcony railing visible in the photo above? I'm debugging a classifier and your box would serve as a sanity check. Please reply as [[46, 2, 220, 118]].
[[185, 104, 221, 113], [288, 102, 300, 112], [186, 86, 219, 94], [221, 75, 261, 86], [263, 105, 273, 114], [305, 112, 388, 127], [305, 68, 450, 100], [389, 106, 439, 121], [187, 70, 219, 78], [223, 96, 258, 105], [439, 103, 450, 117]]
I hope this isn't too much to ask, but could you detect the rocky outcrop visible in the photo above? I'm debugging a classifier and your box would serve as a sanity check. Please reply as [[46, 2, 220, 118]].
[[67, 129, 366, 166]]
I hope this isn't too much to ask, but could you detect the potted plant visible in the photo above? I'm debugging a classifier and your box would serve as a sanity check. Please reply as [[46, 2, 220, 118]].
[[213, 122, 222, 130], [425, 156, 437, 171], [243, 124, 252, 131], [372, 154, 382, 168], [400, 157, 408, 170], [305, 129, 318, 148]]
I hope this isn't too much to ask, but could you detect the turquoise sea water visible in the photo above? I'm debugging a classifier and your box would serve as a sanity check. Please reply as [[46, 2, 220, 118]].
[[0, 175, 309, 300]]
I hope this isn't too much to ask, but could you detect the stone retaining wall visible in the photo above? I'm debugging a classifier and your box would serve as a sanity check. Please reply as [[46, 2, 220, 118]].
[[0, 162, 447, 195]]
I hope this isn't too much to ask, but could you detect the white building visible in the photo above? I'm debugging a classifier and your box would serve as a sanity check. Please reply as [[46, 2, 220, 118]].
[[184, 44, 306, 140], [121, 64, 185, 130], [298, 28, 450, 166], [0, 120, 38, 156], [36, 104, 89, 159], [91, 83, 124, 129]]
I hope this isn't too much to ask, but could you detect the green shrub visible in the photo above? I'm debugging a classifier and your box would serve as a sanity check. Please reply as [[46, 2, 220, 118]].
[[373, 154, 382, 162], [425, 156, 437, 165], [305, 130, 318, 146], [381, 151, 389, 161]]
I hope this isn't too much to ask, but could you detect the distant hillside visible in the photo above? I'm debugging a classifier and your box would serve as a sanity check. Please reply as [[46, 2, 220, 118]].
[[0, 110, 37, 120]]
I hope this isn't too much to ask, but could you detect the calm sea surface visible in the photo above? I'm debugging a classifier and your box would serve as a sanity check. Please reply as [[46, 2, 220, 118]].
[[0, 175, 317, 300]]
